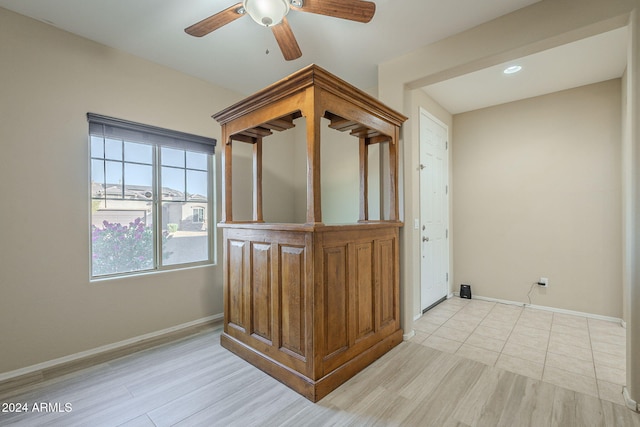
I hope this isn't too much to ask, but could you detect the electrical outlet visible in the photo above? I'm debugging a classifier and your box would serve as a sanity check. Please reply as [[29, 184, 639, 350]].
[[538, 277, 549, 287]]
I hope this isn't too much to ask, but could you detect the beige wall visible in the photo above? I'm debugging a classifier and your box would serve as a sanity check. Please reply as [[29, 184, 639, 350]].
[[625, 6, 640, 404], [4, 0, 640, 402], [453, 80, 622, 316], [0, 8, 249, 374], [290, 116, 382, 225], [0, 7, 380, 375], [378, 0, 635, 328], [231, 132, 298, 223], [379, 0, 640, 402]]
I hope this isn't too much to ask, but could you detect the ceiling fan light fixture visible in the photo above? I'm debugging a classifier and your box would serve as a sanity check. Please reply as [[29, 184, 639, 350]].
[[243, 0, 290, 27]]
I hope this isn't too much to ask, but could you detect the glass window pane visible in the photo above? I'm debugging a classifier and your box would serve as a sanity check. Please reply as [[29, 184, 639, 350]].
[[192, 207, 205, 223], [161, 147, 184, 167], [124, 141, 152, 164], [186, 151, 207, 170], [89, 116, 215, 278], [91, 211, 154, 277], [91, 159, 105, 198], [105, 160, 123, 199], [91, 136, 104, 158], [161, 166, 185, 201], [186, 170, 208, 201], [124, 163, 153, 199], [161, 201, 209, 266], [104, 138, 122, 160]]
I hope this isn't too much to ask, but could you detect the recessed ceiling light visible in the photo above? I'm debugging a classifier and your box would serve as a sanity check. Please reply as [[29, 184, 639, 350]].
[[503, 65, 522, 74]]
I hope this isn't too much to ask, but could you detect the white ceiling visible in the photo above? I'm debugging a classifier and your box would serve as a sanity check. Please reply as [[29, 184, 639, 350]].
[[422, 27, 629, 114], [0, 0, 627, 113]]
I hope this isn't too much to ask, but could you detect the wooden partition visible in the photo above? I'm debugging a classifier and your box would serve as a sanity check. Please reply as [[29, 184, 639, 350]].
[[213, 65, 407, 401]]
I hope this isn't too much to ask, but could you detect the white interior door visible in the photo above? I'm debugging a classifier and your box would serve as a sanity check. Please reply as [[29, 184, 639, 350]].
[[419, 109, 449, 312]]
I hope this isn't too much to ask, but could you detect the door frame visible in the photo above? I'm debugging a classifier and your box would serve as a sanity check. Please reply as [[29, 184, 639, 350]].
[[419, 107, 450, 312]]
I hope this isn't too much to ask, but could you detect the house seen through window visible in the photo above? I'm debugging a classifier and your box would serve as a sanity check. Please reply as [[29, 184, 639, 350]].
[[192, 207, 205, 223], [88, 113, 216, 278]]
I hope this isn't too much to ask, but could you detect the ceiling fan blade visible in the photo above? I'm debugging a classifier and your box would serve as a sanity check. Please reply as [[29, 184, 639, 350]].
[[271, 17, 302, 61], [185, 2, 245, 37], [291, 0, 375, 23]]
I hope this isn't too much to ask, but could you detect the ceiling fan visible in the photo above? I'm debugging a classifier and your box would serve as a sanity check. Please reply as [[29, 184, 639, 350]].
[[185, 0, 376, 61]]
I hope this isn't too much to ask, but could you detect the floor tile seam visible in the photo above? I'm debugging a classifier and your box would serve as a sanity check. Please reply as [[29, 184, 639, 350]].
[[455, 342, 500, 367], [495, 302, 526, 364], [589, 331, 626, 341], [485, 303, 526, 375], [593, 363, 627, 376], [593, 358, 627, 371], [541, 364, 599, 390], [596, 378, 627, 395], [435, 301, 625, 400], [458, 301, 500, 355], [547, 324, 595, 362], [504, 335, 549, 353], [420, 303, 447, 337], [552, 321, 589, 331], [545, 348, 594, 365], [589, 337, 626, 347], [466, 339, 506, 355], [548, 329, 593, 347], [539, 312, 555, 388], [590, 344, 626, 358], [540, 376, 600, 400], [584, 315, 603, 400], [470, 327, 509, 344], [550, 326, 591, 340], [431, 329, 469, 344], [448, 303, 629, 411], [514, 322, 553, 333], [429, 301, 466, 328], [420, 303, 459, 346], [495, 353, 544, 381], [543, 357, 597, 379]]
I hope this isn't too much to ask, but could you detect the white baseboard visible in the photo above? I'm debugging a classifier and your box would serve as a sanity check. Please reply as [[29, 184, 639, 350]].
[[623, 386, 639, 412], [0, 313, 223, 383], [403, 329, 415, 341], [450, 293, 622, 324]]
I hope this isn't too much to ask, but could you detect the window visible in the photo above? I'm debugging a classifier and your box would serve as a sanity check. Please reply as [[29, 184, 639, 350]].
[[192, 207, 205, 223], [88, 113, 216, 278]]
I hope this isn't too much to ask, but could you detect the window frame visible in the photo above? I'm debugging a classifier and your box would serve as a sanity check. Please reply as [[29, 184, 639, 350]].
[[192, 207, 205, 224], [88, 113, 217, 280]]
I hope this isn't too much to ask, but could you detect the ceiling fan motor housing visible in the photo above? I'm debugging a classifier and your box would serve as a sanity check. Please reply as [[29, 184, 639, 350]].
[[185, 0, 375, 61], [243, 0, 290, 27]]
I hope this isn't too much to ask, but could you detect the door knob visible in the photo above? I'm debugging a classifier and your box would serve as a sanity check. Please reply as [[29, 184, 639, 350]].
[[422, 236, 429, 242]]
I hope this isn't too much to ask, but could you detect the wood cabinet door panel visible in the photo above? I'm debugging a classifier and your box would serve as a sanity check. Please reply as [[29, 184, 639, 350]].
[[251, 243, 272, 342], [279, 245, 306, 359], [377, 238, 397, 328], [354, 242, 375, 341], [228, 240, 246, 331], [323, 246, 349, 359]]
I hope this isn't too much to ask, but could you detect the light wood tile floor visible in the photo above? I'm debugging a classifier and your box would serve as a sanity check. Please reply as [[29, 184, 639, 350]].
[[414, 298, 629, 407], [1, 320, 639, 426]]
